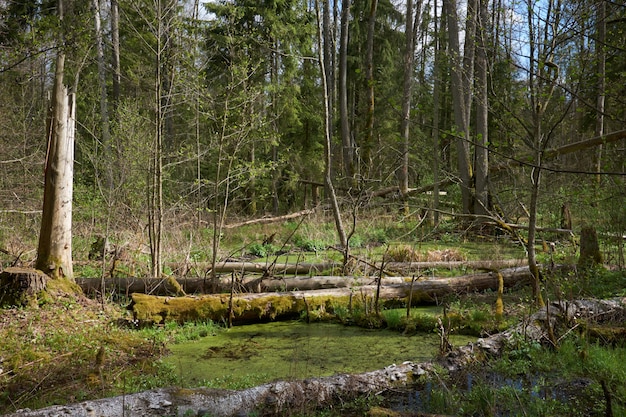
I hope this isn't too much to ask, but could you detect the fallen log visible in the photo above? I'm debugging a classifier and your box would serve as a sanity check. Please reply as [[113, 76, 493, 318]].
[[77, 275, 407, 296], [1, 361, 435, 417], [166, 260, 340, 276], [385, 258, 527, 273], [223, 208, 317, 229], [128, 266, 534, 324], [77, 259, 529, 296], [9, 297, 623, 417]]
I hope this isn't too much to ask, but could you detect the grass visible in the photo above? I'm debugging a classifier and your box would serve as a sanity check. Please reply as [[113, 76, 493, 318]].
[[412, 338, 626, 417]]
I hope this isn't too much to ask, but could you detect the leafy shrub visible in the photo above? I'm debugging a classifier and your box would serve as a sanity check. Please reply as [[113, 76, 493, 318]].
[[367, 227, 390, 244], [247, 242, 276, 258], [293, 235, 327, 252]]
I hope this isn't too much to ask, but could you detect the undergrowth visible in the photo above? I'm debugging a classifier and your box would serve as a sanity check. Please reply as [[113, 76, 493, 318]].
[[0, 293, 220, 413]]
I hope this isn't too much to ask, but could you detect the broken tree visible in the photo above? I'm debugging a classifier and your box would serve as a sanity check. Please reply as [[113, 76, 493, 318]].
[[36, 0, 76, 281]]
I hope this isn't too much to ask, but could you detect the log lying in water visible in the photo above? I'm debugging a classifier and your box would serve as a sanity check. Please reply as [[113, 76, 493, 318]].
[[128, 266, 534, 324], [77, 259, 528, 296]]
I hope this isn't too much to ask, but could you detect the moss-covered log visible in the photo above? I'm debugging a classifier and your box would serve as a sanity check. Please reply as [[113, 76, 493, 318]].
[[129, 266, 534, 324]]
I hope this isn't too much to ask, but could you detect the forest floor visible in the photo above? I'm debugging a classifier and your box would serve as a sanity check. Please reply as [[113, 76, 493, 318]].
[[0, 218, 625, 416], [2, 270, 625, 416]]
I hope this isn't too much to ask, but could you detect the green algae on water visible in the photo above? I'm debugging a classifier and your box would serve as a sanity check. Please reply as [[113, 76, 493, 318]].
[[166, 321, 475, 389]]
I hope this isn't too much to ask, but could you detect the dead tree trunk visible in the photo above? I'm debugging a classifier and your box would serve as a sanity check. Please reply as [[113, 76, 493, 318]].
[[36, 2, 75, 281]]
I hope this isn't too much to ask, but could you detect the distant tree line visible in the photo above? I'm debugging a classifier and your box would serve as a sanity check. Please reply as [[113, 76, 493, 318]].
[[0, 0, 625, 289]]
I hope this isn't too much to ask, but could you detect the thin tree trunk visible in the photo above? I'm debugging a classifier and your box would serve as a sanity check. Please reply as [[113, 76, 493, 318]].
[[525, 0, 561, 307], [474, 0, 489, 216], [110, 0, 121, 106], [316, 0, 348, 261], [399, 0, 422, 210], [92, 0, 113, 191], [363, 0, 378, 171], [594, 0, 606, 184], [148, 0, 165, 278], [432, 0, 443, 226], [527, 154, 544, 306], [339, 0, 353, 179]]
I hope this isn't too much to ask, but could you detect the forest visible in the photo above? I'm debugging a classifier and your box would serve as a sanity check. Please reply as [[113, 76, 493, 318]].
[[0, 0, 625, 416]]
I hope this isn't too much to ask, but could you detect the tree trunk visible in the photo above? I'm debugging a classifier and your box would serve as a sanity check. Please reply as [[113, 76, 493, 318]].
[[399, 0, 422, 208], [339, 0, 353, 178], [474, 0, 489, 216], [128, 266, 534, 324], [36, 8, 75, 281], [222, 208, 316, 229], [315, 1, 348, 263], [110, 0, 121, 106], [444, 0, 473, 214], [578, 225, 603, 268], [432, 0, 443, 226], [91, 0, 113, 190], [363, 0, 378, 170], [594, 0, 606, 184], [77, 259, 531, 296]]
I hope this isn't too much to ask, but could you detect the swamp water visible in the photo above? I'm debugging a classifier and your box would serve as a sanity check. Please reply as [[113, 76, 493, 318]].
[[165, 320, 476, 389]]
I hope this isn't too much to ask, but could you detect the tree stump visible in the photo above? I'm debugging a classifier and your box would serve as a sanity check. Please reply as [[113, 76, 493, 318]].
[[578, 226, 603, 268], [0, 267, 49, 307]]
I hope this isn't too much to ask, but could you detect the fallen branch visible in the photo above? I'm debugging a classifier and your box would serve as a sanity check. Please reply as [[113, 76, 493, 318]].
[[222, 209, 316, 229]]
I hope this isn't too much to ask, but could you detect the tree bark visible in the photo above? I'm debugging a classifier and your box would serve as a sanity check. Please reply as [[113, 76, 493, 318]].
[[363, 0, 378, 169], [431, 0, 444, 226], [315, 1, 348, 264], [110, 0, 121, 106], [222, 209, 316, 229], [594, 0, 606, 184], [91, 0, 113, 190], [398, 0, 422, 208]]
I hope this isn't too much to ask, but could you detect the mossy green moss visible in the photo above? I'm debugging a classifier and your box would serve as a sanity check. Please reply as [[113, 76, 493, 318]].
[[130, 293, 360, 324], [166, 321, 476, 390]]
